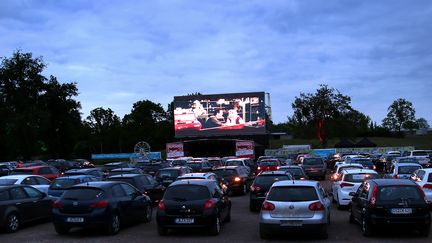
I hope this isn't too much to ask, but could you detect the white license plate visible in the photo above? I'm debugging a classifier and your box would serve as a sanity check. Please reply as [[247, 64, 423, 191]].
[[175, 218, 194, 224], [391, 208, 412, 214], [66, 217, 84, 223], [280, 220, 303, 227]]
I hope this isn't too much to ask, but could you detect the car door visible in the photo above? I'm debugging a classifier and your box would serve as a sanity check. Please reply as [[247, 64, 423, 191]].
[[211, 183, 228, 219], [34, 176, 51, 193], [351, 183, 363, 220], [120, 183, 147, 221], [9, 187, 34, 222], [22, 186, 51, 220], [354, 183, 369, 219]]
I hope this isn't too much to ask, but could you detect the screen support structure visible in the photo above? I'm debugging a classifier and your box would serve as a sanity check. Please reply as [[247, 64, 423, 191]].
[[265, 92, 272, 122]]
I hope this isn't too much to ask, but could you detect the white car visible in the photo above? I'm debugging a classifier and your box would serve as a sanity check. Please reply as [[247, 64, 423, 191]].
[[0, 175, 51, 193], [388, 163, 422, 179], [331, 169, 379, 209], [411, 168, 432, 202], [331, 163, 364, 181]]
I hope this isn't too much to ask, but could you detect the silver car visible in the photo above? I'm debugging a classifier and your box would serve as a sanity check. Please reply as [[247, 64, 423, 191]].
[[259, 180, 331, 239]]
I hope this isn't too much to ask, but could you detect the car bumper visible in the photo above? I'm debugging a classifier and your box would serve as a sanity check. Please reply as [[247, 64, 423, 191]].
[[52, 209, 111, 228], [369, 214, 431, 227], [305, 170, 326, 177], [260, 222, 326, 234], [260, 211, 327, 225], [337, 190, 353, 206]]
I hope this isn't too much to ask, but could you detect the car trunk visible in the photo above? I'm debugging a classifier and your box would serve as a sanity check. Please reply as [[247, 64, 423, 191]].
[[165, 199, 207, 216], [59, 188, 105, 214], [269, 200, 316, 218]]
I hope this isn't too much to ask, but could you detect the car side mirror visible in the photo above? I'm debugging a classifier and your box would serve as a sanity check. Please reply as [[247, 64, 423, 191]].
[[349, 192, 357, 197]]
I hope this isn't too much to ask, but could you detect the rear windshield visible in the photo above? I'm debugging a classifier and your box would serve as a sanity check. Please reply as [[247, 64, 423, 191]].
[[281, 168, 304, 176], [377, 186, 423, 203], [187, 163, 202, 168], [226, 160, 242, 166], [0, 179, 18, 185], [344, 173, 379, 183], [108, 177, 135, 185], [398, 166, 421, 174], [62, 188, 104, 200], [398, 158, 418, 163], [214, 169, 237, 178], [337, 166, 363, 173], [412, 151, 428, 156], [303, 158, 323, 165], [50, 179, 79, 189], [157, 170, 179, 178], [259, 161, 278, 166], [172, 160, 187, 166], [267, 186, 318, 202], [164, 185, 210, 201], [254, 175, 290, 185], [12, 170, 33, 175], [110, 170, 134, 176]]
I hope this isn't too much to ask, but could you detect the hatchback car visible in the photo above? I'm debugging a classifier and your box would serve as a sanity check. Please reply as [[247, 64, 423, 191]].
[[213, 166, 254, 195], [349, 158, 376, 170], [259, 180, 331, 239], [64, 168, 105, 180], [388, 163, 422, 179], [176, 172, 218, 181], [278, 165, 308, 180], [300, 157, 327, 180], [155, 167, 192, 187], [411, 168, 432, 203], [249, 171, 293, 211], [52, 181, 152, 235], [0, 175, 51, 193], [48, 175, 99, 199], [156, 179, 231, 235], [331, 163, 364, 181], [0, 185, 52, 233], [349, 179, 431, 236]]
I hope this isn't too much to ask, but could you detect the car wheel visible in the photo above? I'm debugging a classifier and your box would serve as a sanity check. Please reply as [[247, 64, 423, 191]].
[[5, 213, 20, 233], [54, 225, 70, 235], [259, 225, 271, 239], [157, 225, 168, 236], [143, 205, 152, 223], [209, 215, 221, 235], [107, 213, 120, 235], [420, 227, 430, 237], [361, 216, 372, 237]]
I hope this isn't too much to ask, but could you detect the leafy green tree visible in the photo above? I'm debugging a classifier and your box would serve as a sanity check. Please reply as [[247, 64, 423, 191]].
[[85, 107, 121, 153], [382, 98, 416, 132], [417, 118, 429, 129]]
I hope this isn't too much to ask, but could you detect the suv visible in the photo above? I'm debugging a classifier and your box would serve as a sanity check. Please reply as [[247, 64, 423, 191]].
[[249, 171, 293, 211], [213, 166, 254, 195], [156, 179, 231, 235], [349, 179, 431, 237], [301, 157, 327, 180]]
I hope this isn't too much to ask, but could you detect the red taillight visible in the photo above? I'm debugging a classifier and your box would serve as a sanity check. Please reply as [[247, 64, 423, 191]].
[[393, 175, 400, 179], [423, 184, 432, 190], [251, 185, 261, 192], [309, 201, 324, 211], [90, 200, 109, 209], [157, 200, 166, 211], [370, 185, 378, 207], [257, 166, 261, 170], [53, 200, 62, 209], [261, 201, 275, 211], [340, 182, 354, 188], [300, 177, 305, 180], [372, 165, 376, 170], [276, 166, 280, 170], [204, 199, 216, 209], [233, 177, 241, 182]]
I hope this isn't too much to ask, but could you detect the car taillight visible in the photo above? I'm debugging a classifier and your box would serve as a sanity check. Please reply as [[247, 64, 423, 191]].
[[233, 177, 241, 182], [418, 185, 427, 202], [261, 201, 275, 211], [53, 200, 62, 209], [423, 184, 432, 190], [251, 185, 261, 192], [300, 177, 305, 180], [332, 174, 341, 181], [276, 166, 280, 170], [393, 175, 400, 179], [90, 200, 109, 209], [308, 201, 324, 211], [204, 199, 216, 209], [370, 185, 378, 207], [257, 166, 261, 170], [157, 200, 166, 211], [372, 165, 376, 170], [340, 182, 354, 188]]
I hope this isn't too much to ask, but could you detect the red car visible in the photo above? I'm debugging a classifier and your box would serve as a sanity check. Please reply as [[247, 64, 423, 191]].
[[12, 165, 60, 181], [256, 159, 280, 174]]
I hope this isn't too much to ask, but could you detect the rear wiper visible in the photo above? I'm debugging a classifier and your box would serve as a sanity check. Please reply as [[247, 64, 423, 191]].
[[171, 197, 186, 202]]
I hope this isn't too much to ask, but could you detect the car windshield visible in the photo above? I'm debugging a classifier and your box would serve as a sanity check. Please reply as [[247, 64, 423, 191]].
[[172, 160, 187, 166], [412, 151, 428, 156], [62, 188, 104, 200], [164, 185, 210, 201], [254, 175, 290, 185], [0, 179, 18, 185], [259, 161, 278, 166], [214, 169, 237, 178], [338, 166, 362, 173], [281, 168, 304, 176], [187, 162, 202, 168], [398, 166, 421, 174], [344, 173, 379, 183], [303, 158, 323, 165], [377, 186, 423, 204], [11, 170, 33, 175], [157, 170, 179, 178], [226, 160, 242, 166], [355, 160, 373, 166], [50, 178, 79, 189], [398, 158, 418, 163], [268, 186, 318, 202]]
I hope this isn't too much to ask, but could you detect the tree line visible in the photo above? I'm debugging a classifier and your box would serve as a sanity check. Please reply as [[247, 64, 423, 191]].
[[0, 51, 429, 160]]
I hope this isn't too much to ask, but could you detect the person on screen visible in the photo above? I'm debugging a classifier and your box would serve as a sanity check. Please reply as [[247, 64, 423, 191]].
[[203, 110, 223, 129], [191, 100, 207, 118], [226, 109, 245, 125]]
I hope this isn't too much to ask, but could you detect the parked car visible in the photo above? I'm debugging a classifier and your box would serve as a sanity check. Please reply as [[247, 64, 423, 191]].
[[46, 159, 78, 173], [102, 162, 132, 176], [207, 157, 223, 169], [0, 175, 51, 194], [300, 157, 327, 180], [349, 158, 376, 170], [278, 165, 308, 180], [0, 185, 52, 233], [107, 174, 165, 205], [259, 180, 331, 239], [388, 163, 422, 179], [330, 163, 364, 181], [410, 168, 432, 203], [64, 168, 105, 180], [171, 158, 192, 167], [0, 164, 12, 176], [256, 159, 280, 174], [135, 161, 168, 176], [109, 168, 143, 176], [48, 175, 99, 199], [176, 172, 218, 181], [213, 166, 254, 195], [407, 150, 430, 167], [186, 161, 212, 172], [225, 159, 253, 174], [331, 169, 379, 209], [391, 157, 420, 165], [52, 181, 152, 235], [73, 159, 95, 168], [156, 179, 231, 235], [249, 171, 293, 211], [11, 166, 60, 181], [155, 167, 192, 187], [349, 179, 431, 237]]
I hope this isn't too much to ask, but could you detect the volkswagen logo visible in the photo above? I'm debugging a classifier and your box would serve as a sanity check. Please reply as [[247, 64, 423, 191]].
[[73, 201, 78, 207], [182, 205, 186, 209], [289, 205, 294, 210]]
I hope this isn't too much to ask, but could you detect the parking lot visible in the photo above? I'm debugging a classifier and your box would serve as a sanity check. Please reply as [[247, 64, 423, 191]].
[[2, 179, 431, 243]]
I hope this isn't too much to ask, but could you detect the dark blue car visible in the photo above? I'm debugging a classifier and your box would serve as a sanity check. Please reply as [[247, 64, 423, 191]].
[[48, 175, 99, 199]]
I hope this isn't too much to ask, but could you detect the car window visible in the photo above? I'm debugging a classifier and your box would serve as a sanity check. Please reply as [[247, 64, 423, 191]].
[[428, 173, 432, 183], [0, 190, 10, 201], [0, 179, 18, 185], [254, 175, 290, 185], [359, 183, 369, 199], [303, 158, 323, 165], [63, 188, 104, 200], [139, 176, 150, 185], [268, 186, 318, 202], [111, 185, 126, 197], [120, 183, 137, 196], [344, 173, 379, 183], [156, 170, 179, 178], [378, 186, 423, 203], [23, 187, 42, 198], [50, 178, 78, 189], [10, 187, 28, 200], [164, 185, 211, 201], [35, 177, 50, 185], [21, 176, 38, 185], [398, 166, 422, 174], [39, 167, 51, 174], [146, 175, 156, 184], [417, 170, 425, 181]]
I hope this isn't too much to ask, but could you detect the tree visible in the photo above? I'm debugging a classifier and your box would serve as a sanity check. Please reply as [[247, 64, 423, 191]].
[[417, 118, 430, 129], [382, 98, 416, 132], [86, 107, 121, 153]]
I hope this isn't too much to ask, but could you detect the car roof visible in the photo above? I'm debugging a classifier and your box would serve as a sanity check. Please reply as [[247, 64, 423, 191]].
[[169, 179, 214, 187], [342, 169, 377, 174], [258, 171, 289, 176], [0, 174, 46, 180], [337, 163, 363, 168], [213, 166, 239, 170], [159, 166, 185, 170], [279, 165, 302, 169], [66, 168, 98, 173], [272, 180, 319, 187], [178, 173, 214, 178], [108, 173, 143, 178], [369, 179, 417, 186], [395, 163, 422, 167], [14, 165, 48, 170], [73, 181, 122, 188], [55, 175, 93, 180], [111, 168, 137, 171]]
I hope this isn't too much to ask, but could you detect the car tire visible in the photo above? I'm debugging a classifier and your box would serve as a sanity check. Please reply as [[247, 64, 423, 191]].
[[420, 227, 430, 237], [5, 213, 20, 233], [209, 215, 221, 235], [361, 216, 373, 237], [259, 226, 271, 239], [143, 205, 152, 223], [319, 225, 328, 239], [54, 225, 70, 235], [107, 212, 121, 235], [157, 225, 168, 236]]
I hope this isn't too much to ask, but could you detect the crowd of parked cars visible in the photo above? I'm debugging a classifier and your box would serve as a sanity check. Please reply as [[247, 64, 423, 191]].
[[0, 149, 431, 239]]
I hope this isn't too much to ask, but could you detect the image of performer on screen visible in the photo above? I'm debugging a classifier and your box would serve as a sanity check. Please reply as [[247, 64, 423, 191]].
[[203, 110, 223, 129], [192, 100, 207, 118], [226, 109, 245, 125]]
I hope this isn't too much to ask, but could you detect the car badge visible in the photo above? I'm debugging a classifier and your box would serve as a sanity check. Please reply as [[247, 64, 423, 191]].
[[182, 205, 186, 209], [73, 201, 78, 207], [289, 205, 294, 209]]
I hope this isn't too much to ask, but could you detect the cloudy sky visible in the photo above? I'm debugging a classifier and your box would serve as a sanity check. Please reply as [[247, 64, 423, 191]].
[[1, 0, 431, 124]]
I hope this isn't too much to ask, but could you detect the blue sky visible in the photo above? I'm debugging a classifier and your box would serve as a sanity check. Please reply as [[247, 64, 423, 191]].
[[1, 0, 431, 124]]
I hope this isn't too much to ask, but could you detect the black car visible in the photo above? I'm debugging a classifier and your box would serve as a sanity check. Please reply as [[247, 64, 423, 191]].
[[213, 166, 254, 195], [0, 164, 12, 176], [46, 159, 78, 173], [278, 165, 308, 180], [135, 161, 169, 176], [109, 168, 143, 176], [64, 168, 105, 180], [249, 171, 293, 211], [0, 185, 52, 233], [156, 179, 231, 235], [186, 161, 212, 173], [107, 174, 165, 205], [155, 167, 192, 187], [349, 179, 431, 237], [52, 181, 152, 235], [102, 162, 132, 176]]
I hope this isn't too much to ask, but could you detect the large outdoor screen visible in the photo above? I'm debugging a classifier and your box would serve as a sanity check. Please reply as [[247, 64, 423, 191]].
[[174, 92, 266, 137]]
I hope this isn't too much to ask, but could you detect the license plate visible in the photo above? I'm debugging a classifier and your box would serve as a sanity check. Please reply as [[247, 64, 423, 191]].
[[175, 218, 194, 224], [66, 217, 84, 223], [391, 208, 412, 214], [280, 220, 303, 227]]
